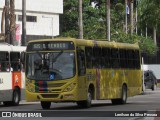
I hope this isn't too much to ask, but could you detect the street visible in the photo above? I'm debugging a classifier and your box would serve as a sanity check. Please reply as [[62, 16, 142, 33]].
[[0, 88, 160, 120]]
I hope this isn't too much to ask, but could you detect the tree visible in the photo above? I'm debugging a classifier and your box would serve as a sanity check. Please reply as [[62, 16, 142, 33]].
[[138, 0, 160, 45], [10, 0, 16, 45], [61, 0, 106, 39], [60, 0, 157, 55], [60, 0, 78, 38]]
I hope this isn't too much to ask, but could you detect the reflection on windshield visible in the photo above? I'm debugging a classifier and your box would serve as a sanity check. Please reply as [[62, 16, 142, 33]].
[[26, 52, 75, 80]]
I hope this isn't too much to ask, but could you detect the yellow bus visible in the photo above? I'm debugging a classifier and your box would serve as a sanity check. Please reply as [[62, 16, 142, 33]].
[[25, 38, 142, 109]]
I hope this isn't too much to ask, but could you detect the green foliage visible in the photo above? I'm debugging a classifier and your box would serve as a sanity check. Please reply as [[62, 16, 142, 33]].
[[138, 0, 160, 31], [60, 0, 157, 56], [111, 31, 158, 55]]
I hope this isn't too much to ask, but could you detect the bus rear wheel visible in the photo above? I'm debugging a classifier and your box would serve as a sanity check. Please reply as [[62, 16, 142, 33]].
[[151, 84, 157, 91], [77, 90, 92, 108], [111, 85, 127, 105], [41, 101, 51, 109], [12, 88, 20, 106], [3, 88, 20, 106]]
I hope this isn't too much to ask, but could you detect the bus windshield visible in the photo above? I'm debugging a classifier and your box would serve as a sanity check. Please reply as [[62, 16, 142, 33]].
[[26, 51, 75, 80]]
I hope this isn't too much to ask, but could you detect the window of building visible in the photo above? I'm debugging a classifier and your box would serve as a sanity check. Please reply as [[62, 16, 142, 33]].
[[18, 15, 37, 22]]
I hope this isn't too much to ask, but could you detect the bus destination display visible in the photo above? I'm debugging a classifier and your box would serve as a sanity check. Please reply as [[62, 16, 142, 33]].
[[27, 41, 74, 51]]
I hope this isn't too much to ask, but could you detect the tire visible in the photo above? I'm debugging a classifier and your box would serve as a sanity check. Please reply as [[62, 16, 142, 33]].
[[77, 90, 92, 108], [3, 101, 12, 106], [3, 88, 20, 106], [41, 101, 51, 109], [143, 84, 146, 92], [111, 99, 120, 105], [111, 85, 127, 105], [152, 84, 157, 91], [121, 85, 127, 104], [11, 88, 20, 106]]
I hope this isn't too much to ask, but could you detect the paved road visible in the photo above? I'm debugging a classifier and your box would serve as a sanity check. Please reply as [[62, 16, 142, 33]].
[[0, 88, 160, 120]]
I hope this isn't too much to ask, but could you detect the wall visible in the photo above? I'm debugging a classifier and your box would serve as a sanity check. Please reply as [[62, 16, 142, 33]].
[[0, 0, 63, 37]]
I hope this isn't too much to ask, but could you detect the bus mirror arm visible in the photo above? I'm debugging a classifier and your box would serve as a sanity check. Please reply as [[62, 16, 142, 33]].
[[20, 52, 25, 64]]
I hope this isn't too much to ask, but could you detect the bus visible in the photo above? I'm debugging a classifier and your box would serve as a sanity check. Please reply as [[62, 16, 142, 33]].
[[0, 43, 26, 106], [25, 38, 142, 109]]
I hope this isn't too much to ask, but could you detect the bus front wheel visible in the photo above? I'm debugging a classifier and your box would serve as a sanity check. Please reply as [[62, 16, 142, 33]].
[[41, 101, 51, 109], [111, 85, 127, 105], [77, 90, 92, 108]]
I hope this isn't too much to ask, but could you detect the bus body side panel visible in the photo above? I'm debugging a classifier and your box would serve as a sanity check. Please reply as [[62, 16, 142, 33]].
[[127, 70, 142, 97], [12, 72, 22, 89], [127, 70, 134, 96], [12, 71, 26, 100], [21, 72, 26, 100], [85, 69, 97, 100], [76, 75, 87, 101], [0, 73, 13, 101], [99, 69, 141, 100], [99, 69, 123, 100]]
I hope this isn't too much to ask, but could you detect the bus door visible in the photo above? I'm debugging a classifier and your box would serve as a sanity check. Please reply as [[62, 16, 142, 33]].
[[77, 47, 87, 100]]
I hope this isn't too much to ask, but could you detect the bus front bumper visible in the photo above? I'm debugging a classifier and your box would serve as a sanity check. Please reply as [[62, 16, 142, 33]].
[[25, 90, 79, 102]]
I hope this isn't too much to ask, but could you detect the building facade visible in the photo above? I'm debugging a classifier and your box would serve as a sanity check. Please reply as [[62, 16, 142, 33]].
[[0, 0, 63, 43]]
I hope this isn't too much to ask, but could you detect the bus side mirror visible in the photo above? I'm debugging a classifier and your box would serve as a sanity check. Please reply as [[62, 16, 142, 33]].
[[20, 52, 25, 64]]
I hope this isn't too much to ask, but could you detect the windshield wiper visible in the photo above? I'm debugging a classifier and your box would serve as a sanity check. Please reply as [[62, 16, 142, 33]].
[[51, 50, 63, 63], [36, 51, 42, 59]]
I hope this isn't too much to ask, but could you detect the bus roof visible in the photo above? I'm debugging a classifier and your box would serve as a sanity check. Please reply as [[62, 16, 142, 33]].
[[28, 38, 139, 50]]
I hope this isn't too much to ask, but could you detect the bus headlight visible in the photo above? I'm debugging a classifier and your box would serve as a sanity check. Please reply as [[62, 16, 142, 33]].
[[63, 83, 76, 92]]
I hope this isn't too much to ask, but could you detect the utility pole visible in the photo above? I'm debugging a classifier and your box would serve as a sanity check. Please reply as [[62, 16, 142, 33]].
[[146, 23, 147, 38], [10, 0, 16, 45], [125, 0, 128, 34], [22, 0, 26, 46], [135, 0, 138, 34], [5, 0, 10, 43], [78, 0, 83, 39], [130, 0, 134, 34], [153, 27, 157, 45], [106, 0, 110, 41]]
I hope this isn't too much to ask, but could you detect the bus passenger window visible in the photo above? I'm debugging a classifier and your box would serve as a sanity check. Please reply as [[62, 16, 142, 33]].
[[10, 52, 21, 71], [111, 49, 119, 68], [0, 52, 9, 72], [102, 48, 111, 68], [85, 47, 93, 68], [77, 49, 86, 76], [93, 47, 101, 68]]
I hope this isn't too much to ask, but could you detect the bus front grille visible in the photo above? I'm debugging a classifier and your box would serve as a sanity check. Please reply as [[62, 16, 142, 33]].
[[47, 83, 66, 87], [41, 94, 59, 98]]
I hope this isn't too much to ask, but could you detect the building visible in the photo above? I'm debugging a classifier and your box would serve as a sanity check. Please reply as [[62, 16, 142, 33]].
[[0, 0, 63, 44]]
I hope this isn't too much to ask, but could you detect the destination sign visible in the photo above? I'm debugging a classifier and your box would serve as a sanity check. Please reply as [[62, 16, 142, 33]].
[[27, 41, 75, 51]]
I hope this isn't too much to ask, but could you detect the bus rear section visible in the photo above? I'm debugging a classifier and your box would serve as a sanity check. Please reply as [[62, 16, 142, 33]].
[[0, 44, 26, 106]]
